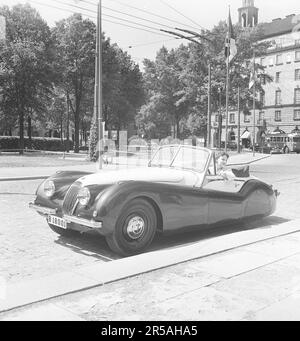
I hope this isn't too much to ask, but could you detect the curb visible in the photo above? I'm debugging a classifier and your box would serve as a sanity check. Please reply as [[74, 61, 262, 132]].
[[0, 176, 49, 182], [1, 218, 300, 314]]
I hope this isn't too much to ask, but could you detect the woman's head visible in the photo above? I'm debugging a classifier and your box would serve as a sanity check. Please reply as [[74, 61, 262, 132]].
[[217, 152, 229, 169]]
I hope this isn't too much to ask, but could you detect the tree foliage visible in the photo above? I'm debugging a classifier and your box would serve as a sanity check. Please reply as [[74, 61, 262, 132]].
[[138, 21, 273, 140], [0, 4, 55, 152], [52, 14, 96, 153]]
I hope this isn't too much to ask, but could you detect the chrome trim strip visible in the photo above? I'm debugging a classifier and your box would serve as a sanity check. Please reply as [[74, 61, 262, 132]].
[[71, 199, 79, 216], [63, 215, 103, 229], [29, 203, 57, 215]]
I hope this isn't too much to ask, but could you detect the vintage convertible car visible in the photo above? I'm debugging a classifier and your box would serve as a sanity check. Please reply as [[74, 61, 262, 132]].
[[29, 145, 278, 256]]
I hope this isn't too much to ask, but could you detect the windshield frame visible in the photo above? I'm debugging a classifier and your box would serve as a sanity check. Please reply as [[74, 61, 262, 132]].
[[149, 145, 213, 174]]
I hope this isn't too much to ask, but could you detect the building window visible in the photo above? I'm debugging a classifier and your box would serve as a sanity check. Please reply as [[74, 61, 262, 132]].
[[244, 114, 250, 123], [275, 72, 281, 83], [260, 92, 265, 106], [296, 51, 300, 61], [259, 111, 265, 124], [287, 54, 292, 63], [276, 54, 283, 65], [296, 69, 300, 81], [229, 113, 235, 124], [269, 57, 274, 66], [260, 57, 266, 66], [275, 111, 282, 122], [275, 90, 282, 105], [295, 88, 300, 104], [294, 110, 300, 121]]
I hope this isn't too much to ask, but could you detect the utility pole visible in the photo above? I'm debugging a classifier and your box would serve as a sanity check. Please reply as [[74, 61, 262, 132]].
[[237, 86, 241, 153], [96, 0, 103, 169], [207, 62, 212, 148], [225, 54, 230, 154], [252, 49, 256, 157], [218, 87, 222, 149]]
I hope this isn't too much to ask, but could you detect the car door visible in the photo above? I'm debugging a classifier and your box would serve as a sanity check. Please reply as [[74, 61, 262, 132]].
[[205, 181, 244, 225]]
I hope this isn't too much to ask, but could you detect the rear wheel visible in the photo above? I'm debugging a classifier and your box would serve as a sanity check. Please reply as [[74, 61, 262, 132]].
[[48, 223, 78, 237], [105, 199, 157, 256]]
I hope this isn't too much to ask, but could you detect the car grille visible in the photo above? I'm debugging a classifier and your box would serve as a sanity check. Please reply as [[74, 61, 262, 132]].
[[63, 182, 81, 215]]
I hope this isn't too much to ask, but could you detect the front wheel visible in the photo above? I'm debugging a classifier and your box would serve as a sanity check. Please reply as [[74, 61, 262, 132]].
[[105, 199, 157, 256]]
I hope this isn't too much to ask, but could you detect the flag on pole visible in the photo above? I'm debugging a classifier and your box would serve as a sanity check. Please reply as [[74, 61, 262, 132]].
[[225, 10, 237, 63], [249, 61, 258, 89], [249, 72, 255, 90]]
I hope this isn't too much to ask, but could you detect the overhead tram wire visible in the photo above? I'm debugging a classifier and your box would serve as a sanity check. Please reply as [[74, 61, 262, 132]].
[[128, 38, 184, 49], [159, 0, 205, 31], [53, 0, 186, 31], [103, 19, 174, 38], [160, 29, 202, 46], [29, 0, 96, 17], [104, 0, 202, 32], [28, 0, 174, 37], [77, 0, 203, 32]]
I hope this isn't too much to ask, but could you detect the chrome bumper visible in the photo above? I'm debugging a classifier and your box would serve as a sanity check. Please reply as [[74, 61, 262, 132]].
[[29, 203, 103, 229], [64, 215, 103, 229], [29, 202, 57, 215]]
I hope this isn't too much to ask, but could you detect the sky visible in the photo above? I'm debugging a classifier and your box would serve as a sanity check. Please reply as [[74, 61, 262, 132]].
[[0, 0, 299, 66]]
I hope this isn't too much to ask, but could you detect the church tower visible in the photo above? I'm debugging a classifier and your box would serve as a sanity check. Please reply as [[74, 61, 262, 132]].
[[238, 0, 259, 28]]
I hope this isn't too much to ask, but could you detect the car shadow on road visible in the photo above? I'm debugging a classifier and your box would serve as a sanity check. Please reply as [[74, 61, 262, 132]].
[[150, 215, 290, 251], [51, 215, 290, 260], [54, 232, 120, 261]]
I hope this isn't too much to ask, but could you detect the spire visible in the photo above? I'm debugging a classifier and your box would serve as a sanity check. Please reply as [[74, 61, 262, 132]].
[[238, 0, 259, 28]]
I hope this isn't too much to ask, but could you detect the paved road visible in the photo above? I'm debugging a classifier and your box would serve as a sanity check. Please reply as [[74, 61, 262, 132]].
[[1, 154, 300, 284]]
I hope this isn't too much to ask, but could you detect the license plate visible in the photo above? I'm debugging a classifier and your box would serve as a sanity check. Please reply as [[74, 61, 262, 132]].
[[48, 215, 68, 229]]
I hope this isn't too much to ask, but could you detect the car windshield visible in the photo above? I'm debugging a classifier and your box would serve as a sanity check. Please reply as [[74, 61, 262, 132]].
[[150, 145, 210, 173]]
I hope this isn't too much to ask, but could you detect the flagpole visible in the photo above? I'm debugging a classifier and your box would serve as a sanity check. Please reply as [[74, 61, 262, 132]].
[[97, 0, 103, 170], [225, 49, 230, 154], [252, 49, 256, 157], [237, 86, 241, 153], [207, 62, 212, 148]]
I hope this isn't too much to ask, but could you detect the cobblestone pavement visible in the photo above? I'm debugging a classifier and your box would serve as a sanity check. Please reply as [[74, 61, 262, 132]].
[[0, 180, 119, 284], [1, 154, 300, 286]]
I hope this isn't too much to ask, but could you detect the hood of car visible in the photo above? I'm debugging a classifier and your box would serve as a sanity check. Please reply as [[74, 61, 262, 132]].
[[77, 167, 194, 187]]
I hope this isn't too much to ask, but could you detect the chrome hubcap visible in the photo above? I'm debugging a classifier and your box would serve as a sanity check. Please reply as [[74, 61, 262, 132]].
[[126, 216, 145, 240]]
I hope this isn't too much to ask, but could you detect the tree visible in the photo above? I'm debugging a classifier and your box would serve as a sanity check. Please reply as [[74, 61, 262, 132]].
[[89, 38, 145, 160], [138, 46, 193, 139], [52, 14, 96, 153], [139, 21, 273, 141], [0, 4, 55, 153], [47, 87, 68, 143]]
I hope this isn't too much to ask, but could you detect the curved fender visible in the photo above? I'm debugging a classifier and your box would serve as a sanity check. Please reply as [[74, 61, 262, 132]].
[[35, 170, 92, 207], [94, 181, 163, 235]]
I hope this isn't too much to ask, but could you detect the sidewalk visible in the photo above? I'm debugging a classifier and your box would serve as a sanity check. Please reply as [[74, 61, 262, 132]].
[[1, 218, 300, 321]]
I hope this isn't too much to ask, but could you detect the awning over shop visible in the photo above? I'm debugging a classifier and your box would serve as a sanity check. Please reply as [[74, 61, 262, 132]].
[[272, 127, 286, 134], [241, 131, 251, 139], [291, 126, 300, 134]]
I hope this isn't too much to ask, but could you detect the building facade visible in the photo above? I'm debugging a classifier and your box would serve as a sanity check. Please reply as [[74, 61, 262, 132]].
[[212, 0, 300, 148]]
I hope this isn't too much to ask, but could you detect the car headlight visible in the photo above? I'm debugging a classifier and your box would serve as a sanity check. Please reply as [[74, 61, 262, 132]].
[[44, 180, 55, 198], [77, 187, 91, 206]]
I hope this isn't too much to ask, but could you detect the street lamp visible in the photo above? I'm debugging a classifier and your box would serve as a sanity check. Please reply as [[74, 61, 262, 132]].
[[92, 0, 103, 169]]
